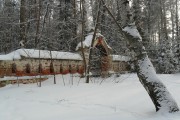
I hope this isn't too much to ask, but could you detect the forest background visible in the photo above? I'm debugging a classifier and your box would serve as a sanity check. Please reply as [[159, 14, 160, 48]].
[[0, 0, 179, 74]]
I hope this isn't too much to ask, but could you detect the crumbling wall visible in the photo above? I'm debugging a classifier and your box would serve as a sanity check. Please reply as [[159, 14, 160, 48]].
[[0, 58, 84, 77]]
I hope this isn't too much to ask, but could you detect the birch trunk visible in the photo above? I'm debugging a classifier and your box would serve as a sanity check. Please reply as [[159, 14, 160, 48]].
[[123, 27, 179, 112], [101, 0, 179, 112]]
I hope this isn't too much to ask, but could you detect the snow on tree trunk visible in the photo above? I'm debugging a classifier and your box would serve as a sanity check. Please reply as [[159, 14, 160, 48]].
[[122, 19, 179, 112], [123, 24, 179, 112], [101, 0, 179, 112], [136, 56, 179, 112]]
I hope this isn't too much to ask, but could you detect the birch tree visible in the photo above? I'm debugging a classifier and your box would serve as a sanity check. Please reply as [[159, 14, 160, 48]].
[[101, 0, 179, 112]]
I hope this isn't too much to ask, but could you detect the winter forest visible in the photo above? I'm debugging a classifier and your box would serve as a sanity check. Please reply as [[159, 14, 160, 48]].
[[1, 0, 180, 119], [0, 0, 179, 74]]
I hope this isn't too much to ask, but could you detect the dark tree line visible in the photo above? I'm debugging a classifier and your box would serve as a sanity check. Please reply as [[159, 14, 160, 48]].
[[0, 0, 179, 73]]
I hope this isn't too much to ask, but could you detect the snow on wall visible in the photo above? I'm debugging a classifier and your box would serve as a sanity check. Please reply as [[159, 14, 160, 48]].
[[0, 49, 83, 61]]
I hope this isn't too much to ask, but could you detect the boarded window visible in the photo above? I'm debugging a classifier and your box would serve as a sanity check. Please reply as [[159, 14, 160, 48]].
[[76, 65, 79, 72], [50, 62, 54, 73], [12, 63, 16, 73], [26, 64, 31, 73], [69, 65, 72, 73], [60, 64, 63, 73], [38, 64, 42, 73]]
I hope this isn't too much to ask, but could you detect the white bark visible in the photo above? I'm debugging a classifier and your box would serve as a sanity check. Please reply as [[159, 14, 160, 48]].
[[123, 23, 179, 112], [101, 0, 179, 112]]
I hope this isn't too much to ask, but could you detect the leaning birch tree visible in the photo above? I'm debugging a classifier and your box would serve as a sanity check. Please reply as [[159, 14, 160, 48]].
[[101, 0, 179, 112]]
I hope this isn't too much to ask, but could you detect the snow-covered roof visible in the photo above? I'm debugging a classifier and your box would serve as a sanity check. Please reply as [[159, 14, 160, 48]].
[[76, 32, 112, 51], [112, 55, 131, 62], [0, 49, 131, 62], [0, 49, 83, 61]]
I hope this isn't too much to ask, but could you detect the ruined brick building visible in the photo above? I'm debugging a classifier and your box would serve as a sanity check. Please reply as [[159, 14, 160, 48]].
[[0, 32, 131, 84]]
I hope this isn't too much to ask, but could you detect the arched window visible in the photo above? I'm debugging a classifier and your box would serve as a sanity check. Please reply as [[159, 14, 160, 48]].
[[50, 62, 54, 73], [12, 63, 16, 73], [26, 64, 31, 73]]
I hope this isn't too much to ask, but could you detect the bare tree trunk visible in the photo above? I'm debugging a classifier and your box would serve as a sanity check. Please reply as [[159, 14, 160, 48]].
[[20, 0, 27, 46], [170, 0, 175, 42], [100, 5, 106, 34], [86, 0, 101, 83], [175, 0, 179, 38], [162, 0, 168, 40], [175, 0, 180, 69], [92, 0, 98, 26], [82, 0, 89, 34], [73, 0, 77, 36], [101, 0, 179, 112], [50, 51, 56, 84], [147, 0, 151, 38], [35, 0, 41, 48], [159, 0, 164, 42], [38, 3, 49, 87], [80, 0, 87, 77], [158, 18, 161, 43]]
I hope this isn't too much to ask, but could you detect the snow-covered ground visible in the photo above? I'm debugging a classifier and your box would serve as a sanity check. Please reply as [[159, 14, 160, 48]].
[[0, 73, 180, 120]]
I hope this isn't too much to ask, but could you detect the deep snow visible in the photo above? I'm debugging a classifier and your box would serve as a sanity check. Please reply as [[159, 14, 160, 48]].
[[0, 73, 180, 120]]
